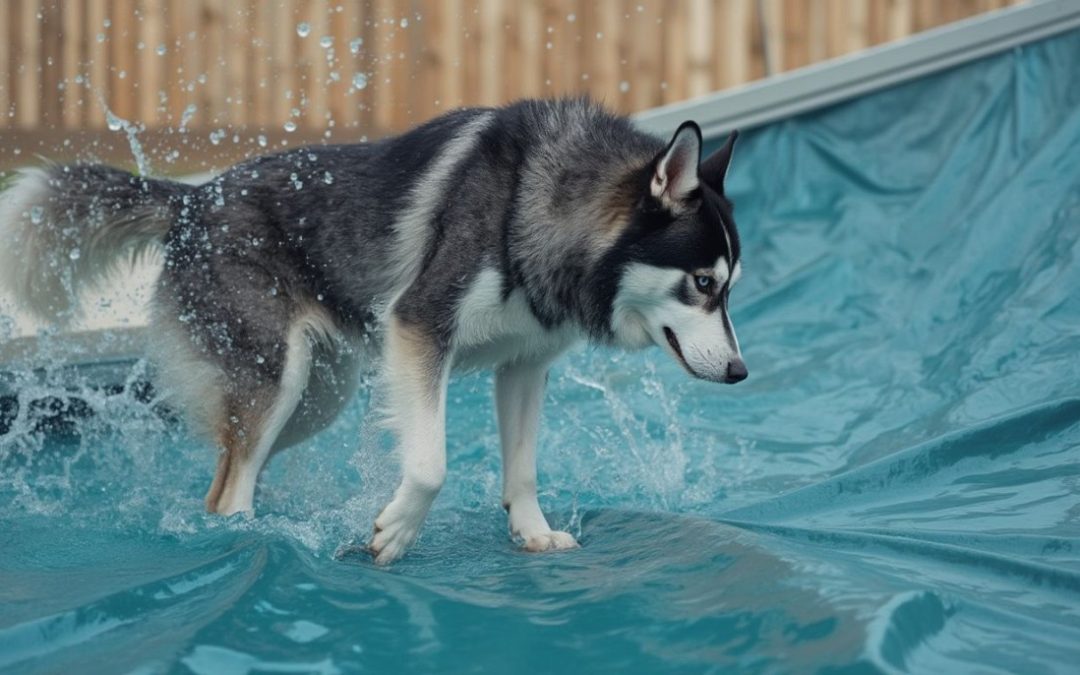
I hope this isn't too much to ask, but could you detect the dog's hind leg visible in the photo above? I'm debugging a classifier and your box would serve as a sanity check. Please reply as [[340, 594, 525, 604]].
[[205, 319, 315, 516], [495, 360, 579, 552], [368, 315, 450, 564]]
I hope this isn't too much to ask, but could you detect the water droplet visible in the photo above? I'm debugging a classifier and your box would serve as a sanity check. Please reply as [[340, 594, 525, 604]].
[[323, 171, 334, 185], [619, 81, 630, 93], [567, 13, 576, 22], [256, 355, 265, 364], [69, 247, 81, 261], [29, 206, 44, 224], [209, 129, 225, 145], [257, 134, 268, 148], [106, 114, 123, 132], [399, 18, 408, 28], [96, 33, 105, 43], [320, 35, 333, 48], [283, 120, 297, 133], [352, 73, 368, 90], [349, 38, 363, 54], [596, 32, 604, 39], [156, 43, 167, 56], [296, 22, 311, 38], [180, 103, 197, 127]]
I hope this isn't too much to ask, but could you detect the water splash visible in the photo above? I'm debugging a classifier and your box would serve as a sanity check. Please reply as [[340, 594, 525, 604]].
[[102, 103, 151, 177]]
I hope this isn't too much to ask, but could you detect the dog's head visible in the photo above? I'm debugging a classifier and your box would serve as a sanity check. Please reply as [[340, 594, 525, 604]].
[[609, 122, 746, 384]]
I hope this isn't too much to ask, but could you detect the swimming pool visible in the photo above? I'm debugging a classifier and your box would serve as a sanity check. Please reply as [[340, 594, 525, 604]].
[[2, 28, 1080, 675]]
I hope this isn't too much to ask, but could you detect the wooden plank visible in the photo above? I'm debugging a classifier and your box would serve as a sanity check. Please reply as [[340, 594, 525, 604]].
[[306, 0, 330, 130], [250, 0, 269, 127], [886, 0, 913, 41], [747, 0, 766, 81], [163, 0, 183, 124], [806, 0, 828, 64], [394, 0, 419, 126], [15, 0, 42, 129], [370, 0, 392, 130], [499, 0, 523, 103], [782, 0, 809, 71], [539, 0, 564, 96], [558, 0, 582, 99], [141, 0, 166, 125], [108, 0, 134, 121], [914, 0, 939, 32], [224, 1, 249, 127], [356, 0, 377, 134], [271, 0, 295, 129], [442, 0, 465, 109], [762, 0, 784, 75], [519, 0, 542, 98], [85, 0, 108, 127], [38, 0, 63, 128], [615, 1, 636, 111], [460, 0, 482, 110], [202, 0, 227, 126], [631, 0, 662, 110], [661, 0, 687, 103], [846, 0, 869, 53], [0, 2, 8, 129], [591, 0, 620, 104], [335, 0, 360, 129], [479, 0, 502, 106], [712, 0, 740, 91], [327, 0, 350, 131], [61, 0, 85, 129]]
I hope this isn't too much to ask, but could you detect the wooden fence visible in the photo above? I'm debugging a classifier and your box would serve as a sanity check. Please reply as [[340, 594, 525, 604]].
[[0, 0, 1025, 171]]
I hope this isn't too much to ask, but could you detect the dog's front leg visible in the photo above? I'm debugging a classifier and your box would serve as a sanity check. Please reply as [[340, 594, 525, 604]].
[[495, 360, 579, 552], [369, 316, 450, 565]]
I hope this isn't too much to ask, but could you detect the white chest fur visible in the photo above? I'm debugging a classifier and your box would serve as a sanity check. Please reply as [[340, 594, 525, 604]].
[[452, 268, 579, 370]]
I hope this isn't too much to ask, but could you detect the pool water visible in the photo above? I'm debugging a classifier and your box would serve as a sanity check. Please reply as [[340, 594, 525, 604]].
[[3, 31, 1080, 675]]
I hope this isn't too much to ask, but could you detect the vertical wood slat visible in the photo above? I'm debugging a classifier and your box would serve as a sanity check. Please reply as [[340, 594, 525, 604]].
[[61, 0, 86, 128], [86, 0, 108, 127], [713, 0, 740, 91], [225, 1, 249, 128], [631, 1, 662, 110], [109, 0, 134, 120], [0, 0, 1028, 136], [271, 0, 294, 129], [11, 0, 34, 128], [38, 0, 63, 128], [141, 0, 165, 125], [0, 3, 8, 127]]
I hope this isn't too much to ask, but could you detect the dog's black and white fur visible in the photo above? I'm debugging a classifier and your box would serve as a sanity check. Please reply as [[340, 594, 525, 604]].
[[0, 99, 745, 563]]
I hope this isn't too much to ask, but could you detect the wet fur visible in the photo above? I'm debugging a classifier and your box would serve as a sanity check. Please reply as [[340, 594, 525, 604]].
[[0, 98, 744, 563]]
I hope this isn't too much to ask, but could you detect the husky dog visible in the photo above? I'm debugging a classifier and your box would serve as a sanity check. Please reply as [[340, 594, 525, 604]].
[[0, 99, 745, 563]]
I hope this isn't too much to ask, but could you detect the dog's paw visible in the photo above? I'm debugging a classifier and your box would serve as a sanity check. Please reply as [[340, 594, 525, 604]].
[[522, 530, 579, 553], [368, 500, 425, 565]]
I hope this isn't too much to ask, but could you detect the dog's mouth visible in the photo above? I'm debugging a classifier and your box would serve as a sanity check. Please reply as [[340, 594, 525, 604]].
[[662, 326, 696, 377]]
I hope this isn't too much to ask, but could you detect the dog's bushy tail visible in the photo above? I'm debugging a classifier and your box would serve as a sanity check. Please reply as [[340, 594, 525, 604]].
[[0, 164, 196, 324]]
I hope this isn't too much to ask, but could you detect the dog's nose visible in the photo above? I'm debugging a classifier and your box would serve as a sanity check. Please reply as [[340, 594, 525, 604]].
[[725, 359, 748, 384]]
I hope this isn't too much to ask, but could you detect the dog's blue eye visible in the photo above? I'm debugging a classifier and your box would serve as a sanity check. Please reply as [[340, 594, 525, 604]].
[[694, 275, 713, 293]]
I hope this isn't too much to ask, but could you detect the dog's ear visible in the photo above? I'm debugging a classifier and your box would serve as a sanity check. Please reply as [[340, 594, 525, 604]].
[[652, 121, 702, 202], [700, 130, 739, 192]]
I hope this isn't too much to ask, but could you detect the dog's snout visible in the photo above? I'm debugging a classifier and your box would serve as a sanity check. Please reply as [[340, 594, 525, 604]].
[[725, 358, 748, 384]]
